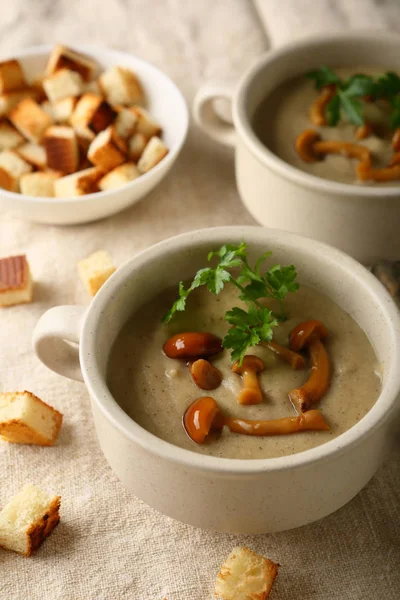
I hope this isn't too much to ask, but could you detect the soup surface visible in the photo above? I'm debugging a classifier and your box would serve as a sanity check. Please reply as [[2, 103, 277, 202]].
[[253, 67, 396, 185], [107, 284, 381, 459]]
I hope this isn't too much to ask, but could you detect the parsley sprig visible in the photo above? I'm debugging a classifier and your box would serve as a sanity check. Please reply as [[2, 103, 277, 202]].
[[307, 66, 400, 128], [163, 242, 299, 364]]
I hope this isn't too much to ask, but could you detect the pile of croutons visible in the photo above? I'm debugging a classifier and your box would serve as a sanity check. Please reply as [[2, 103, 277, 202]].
[[0, 45, 168, 197]]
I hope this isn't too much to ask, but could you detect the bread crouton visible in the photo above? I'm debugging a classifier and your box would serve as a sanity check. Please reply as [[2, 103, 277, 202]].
[[46, 44, 97, 82], [128, 132, 147, 162], [84, 80, 102, 95], [43, 68, 84, 103], [0, 391, 62, 445], [0, 151, 32, 192], [78, 250, 116, 296], [98, 66, 143, 106], [87, 126, 126, 171], [28, 77, 47, 103], [20, 171, 59, 197], [0, 60, 26, 94], [44, 125, 79, 174], [54, 167, 102, 197], [0, 484, 61, 556], [0, 120, 24, 150], [74, 125, 95, 153], [40, 100, 55, 120], [99, 162, 140, 191], [133, 106, 162, 138], [16, 143, 47, 169], [0, 254, 33, 306], [0, 87, 42, 117], [214, 547, 279, 600], [52, 96, 77, 123], [71, 93, 116, 133], [114, 107, 138, 139], [137, 136, 168, 173], [9, 97, 53, 143]]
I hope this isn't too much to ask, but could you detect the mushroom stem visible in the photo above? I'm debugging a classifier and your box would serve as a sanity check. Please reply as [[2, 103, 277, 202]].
[[263, 341, 306, 370], [224, 409, 330, 436], [289, 338, 331, 412], [313, 140, 371, 165], [309, 86, 336, 126], [232, 355, 265, 405], [357, 162, 400, 182]]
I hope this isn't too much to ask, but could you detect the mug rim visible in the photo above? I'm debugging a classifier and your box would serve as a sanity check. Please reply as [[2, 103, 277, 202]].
[[80, 226, 400, 474], [234, 31, 400, 197]]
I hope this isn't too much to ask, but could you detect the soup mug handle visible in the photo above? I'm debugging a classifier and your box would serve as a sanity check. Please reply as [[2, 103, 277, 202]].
[[32, 306, 87, 382], [192, 81, 236, 147]]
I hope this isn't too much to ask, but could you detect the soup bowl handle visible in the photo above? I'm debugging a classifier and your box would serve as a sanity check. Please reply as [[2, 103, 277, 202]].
[[193, 81, 236, 147], [32, 305, 87, 382]]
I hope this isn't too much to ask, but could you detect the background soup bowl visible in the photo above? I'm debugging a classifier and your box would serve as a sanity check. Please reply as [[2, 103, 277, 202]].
[[193, 32, 400, 264], [0, 44, 188, 225], [33, 226, 400, 533]]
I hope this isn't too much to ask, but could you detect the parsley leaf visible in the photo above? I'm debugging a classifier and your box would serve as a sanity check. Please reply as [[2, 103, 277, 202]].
[[223, 305, 278, 363], [306, 66, 341, 90], [325, 94, 341, 126], [337, 90, 364, 126], [390, 96, 400, 130]]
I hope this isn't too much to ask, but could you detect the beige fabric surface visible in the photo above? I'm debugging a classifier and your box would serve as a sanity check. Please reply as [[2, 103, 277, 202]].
[[0, 1, 399, 599]]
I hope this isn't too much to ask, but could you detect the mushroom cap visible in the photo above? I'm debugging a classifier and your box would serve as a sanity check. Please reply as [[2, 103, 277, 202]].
[[295, 129, 321, 163], [289, 320, 328, 352], [232, 354, 265, 374]]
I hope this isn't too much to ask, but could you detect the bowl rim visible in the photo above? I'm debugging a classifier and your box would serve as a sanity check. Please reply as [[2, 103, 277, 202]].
[[234, 30, 400, 197], [81, 225, 400, 475], [0, 43, 189, 204]]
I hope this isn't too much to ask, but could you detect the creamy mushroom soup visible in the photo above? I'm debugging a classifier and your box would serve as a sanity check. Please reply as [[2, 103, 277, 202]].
[[107, 284, 381, 459]]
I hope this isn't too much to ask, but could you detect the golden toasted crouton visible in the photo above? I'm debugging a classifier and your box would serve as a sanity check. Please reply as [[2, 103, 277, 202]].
[[78, 250, 116, 296], [28, 77, 46, 103], [40, 100, 55, 120], [43, 68, 84, 103], [84, 80, 102, 95], [44, 125, 79, 174], [98, 66, 143, 106], [0, 484, 61, 556], [0, 151, 32, 192], [114, 107, 138, 139], [137, 136, 168, 173], [74, 125, 95, 153], [52, 96, 77, 123], [0, 391, 62, 446], [133, 106, 162, 138], [0, 120, 24, 150], [54, 167, 102, 197], [9, 97, 53, 143], [0, 254, 33, 306], [20, 171, 59, 197], [87, 126, 126, 171], [46, 44, 97, 82], [71, 93, 116, 133], [0, 60, 26, 94], [0, 88, 42, 117], [128, 132, 147, 162], [215, 547, 279, 600], [99, 162, 140, 191], [16, 142, 47, 169]]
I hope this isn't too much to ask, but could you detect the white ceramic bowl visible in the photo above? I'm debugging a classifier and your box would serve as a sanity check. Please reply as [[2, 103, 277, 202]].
[[0, 44, 188, 225], [33, 226, 400, 533], [193, 32, 400, 264]]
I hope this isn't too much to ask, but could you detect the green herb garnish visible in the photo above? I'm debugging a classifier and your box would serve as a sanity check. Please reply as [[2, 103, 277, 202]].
[[307, 66, 400, 128], [163, 242, 299, 364]]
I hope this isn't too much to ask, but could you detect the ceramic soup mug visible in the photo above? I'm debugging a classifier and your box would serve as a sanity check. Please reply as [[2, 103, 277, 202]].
[[193, 32, 400, 264], [33, 226, 400, 533]]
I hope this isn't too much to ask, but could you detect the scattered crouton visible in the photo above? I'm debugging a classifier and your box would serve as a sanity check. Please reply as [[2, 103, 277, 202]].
[[46, 45, 97, 82], [0, 254, 33, 306], [133, 106, 162, 138], [20, 171, 59, 197], [128, 132, 147, 162], [9, 97, 52, 143], [114, 107, 138, 139], [0, 484, 61, 556], [0, 120, 24, 150], [16, 143, 47, 169], [78, 250, 116, 296], [43, 68, 84, 103], [99, 162, 140, 191], [71, 93, 116, 133], [0, 391, 63, 445], [137, 136, 168, 173], [0, 151, 32, 192], [84, 80, 102, 95], [54, 167, 102, 197], [44, 125, 79, 174], [0, 91, 32, 117], [28, 77, 46, 103], [87, 126, 126, 171], [52, 96, 77, 123], [0, 60, 26, 94], [40, 100, 55, 120], [98, 65, 143, 106], [74, 125, 95, 153], [215, 547, 279, 600]]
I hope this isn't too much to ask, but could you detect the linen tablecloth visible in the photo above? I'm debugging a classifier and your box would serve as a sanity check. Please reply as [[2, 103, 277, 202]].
[[0, 1, 399, 599]]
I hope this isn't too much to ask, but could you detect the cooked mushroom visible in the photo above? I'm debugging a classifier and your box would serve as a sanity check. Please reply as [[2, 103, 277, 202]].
[[264, 340, 306, 370], [355, 121, 373, 140], [189, 359, 222, 390], [309, 86, 336, 126], [163, 332, 222, 359], [295, 129, 321, 162], [288, 320, 330, 412], [313, 140, 371, 165], [392, 127, 400, 152], [182, 396, 221, 444], [232, 355, 265, 405], [357, 161, 400, 182]]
